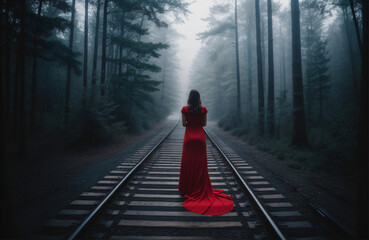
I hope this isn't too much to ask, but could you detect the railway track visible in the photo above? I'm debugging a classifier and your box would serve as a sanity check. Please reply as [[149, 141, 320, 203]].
[[37, 119, 323, 239]]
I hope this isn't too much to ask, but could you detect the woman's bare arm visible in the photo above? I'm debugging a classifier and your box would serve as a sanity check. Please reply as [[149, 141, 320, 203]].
[[202, 114, 207, 126], [182, 113, 187, 127]]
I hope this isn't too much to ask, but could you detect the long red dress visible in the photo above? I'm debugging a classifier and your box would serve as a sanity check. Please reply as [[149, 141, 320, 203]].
[[178, 106, 234, 215]]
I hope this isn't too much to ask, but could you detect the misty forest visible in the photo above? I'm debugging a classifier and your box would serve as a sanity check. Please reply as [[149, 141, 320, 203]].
[[0, 0, 367, 238]]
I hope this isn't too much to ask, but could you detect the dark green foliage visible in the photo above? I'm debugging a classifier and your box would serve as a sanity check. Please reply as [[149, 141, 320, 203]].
[[105, 1, 176, 130], [36, 39, 81, 73], [1, 0, 188, 157], [28, 15, 70, 34], [0, 0, 82, 156], [312, 39, 331, 115], [276, 89, 291, 138], [75, 99, 127, 146], [110, 36, 168, 58], [102, 0, 187, 132], [108, 56, 162, 73], [26, 1, 80, 67], [302, 0, 331, 127], [192, 0, 360, 179], [43, 0, 71, 13]]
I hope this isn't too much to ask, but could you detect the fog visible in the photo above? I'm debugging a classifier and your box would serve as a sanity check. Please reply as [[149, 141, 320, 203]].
[[1, 0, 367, 236], [2, 0, 366, 159], [2, 0, 366, 173]]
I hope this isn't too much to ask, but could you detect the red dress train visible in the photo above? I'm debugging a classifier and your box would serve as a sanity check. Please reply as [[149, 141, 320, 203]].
[[178, 106, 234, 215]]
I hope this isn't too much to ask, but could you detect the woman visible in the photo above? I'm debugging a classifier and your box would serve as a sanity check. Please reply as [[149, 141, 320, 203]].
[[178, 89, 234, 215]]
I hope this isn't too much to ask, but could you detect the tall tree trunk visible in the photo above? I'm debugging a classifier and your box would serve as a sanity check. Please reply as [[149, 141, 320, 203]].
[[291, 0, 308, 147], [19, 0, 26, 157], [356, 1, 368, 238], [31, 0, 43, 127], [100, 0, 108, 96], [349, 0, 362, 55], [280, 24, 286, 91], [266, 0, 274, 135], [91, 0, 101, 86], [0, 1, 15, 236], [0, 0, 3, 149], [119, 12, 126, 75], [114, 44, 119, 74], [305, 7, 314, 130], [161, 47, 167, 100], [255, 0, 265, 135], [137, 14, 145, 42], [13, 43, 20, 137], [279, 25, 283, 91], [4, 0, 11, 138], [106, 43, 114, 76], [83, 0, 88, 105], [65, 0, 76, 124], [319, 73, 322, 121], [245, 1, 253, 129], [107, 44, 114, 96], [235, 0, 241, 119], [246, 26, 253, 129], [343, 7, 359, 102], [261, 13, 266, 99]]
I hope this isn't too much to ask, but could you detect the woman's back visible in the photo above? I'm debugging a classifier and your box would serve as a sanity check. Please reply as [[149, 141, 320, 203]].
[[181, 106, 207, 127]]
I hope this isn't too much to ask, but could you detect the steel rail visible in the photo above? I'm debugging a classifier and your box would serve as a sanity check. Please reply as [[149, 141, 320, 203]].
[[68, 119, 179, 240], [204, 128, 287, 240]]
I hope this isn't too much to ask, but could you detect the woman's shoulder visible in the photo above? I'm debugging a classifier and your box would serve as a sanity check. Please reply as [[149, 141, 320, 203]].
[[201, 106, 208, 113], [181, 106, 188, 113]]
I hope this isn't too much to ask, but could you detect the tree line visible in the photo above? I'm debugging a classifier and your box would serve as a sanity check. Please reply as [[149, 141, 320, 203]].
[[0, 0, 188, 157], [191, 0, 367, 237]]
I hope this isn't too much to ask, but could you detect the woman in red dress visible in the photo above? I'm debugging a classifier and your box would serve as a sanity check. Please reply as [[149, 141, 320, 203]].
[[178, 89, 234, 215]]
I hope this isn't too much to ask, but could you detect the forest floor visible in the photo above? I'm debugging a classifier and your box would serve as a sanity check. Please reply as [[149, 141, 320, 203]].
[[207, 121, 357, 237], [5, 118, 172, 238]]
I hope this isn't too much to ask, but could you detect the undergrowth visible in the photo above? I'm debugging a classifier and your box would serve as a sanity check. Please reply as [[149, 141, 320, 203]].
[[218, 117, 356, 176]]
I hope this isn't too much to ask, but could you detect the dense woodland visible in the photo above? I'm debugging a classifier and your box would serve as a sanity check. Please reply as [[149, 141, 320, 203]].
[[190, 0, 367, 236], [0, 0, 367, 237], [0, 0, 188, 157], [192, 0, 367, 168]]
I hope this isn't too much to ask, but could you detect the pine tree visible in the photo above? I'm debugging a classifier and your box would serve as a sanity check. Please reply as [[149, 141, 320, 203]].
[[235, 0, 241, 119], [29, 0, 73, 126], [357, 1, 368, 237], [103, 0, 187, 129], [92, 0, 101, 86], [31, 0, 43, 127], [302, 0, 330, 125], [255, 0, 265, 135], [244, 0, 254, 130], [65, 0, 76, 124], [3, 0, 11, 139], [341, 3, 359, 102], [313, 38, 330, 122], [18, 0, 26, 157], [291, 0, 309, 147], [100, 0, 108, 96], [266, 0, 275, 135], [83, 0, 89, 104]]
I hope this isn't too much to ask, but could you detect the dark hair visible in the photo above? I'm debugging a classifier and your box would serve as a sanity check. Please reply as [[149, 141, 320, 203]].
[[187, 89, 202, 115]]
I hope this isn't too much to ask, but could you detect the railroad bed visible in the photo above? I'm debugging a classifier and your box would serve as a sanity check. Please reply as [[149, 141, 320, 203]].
[[37, 120, 322, 239]]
